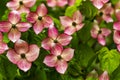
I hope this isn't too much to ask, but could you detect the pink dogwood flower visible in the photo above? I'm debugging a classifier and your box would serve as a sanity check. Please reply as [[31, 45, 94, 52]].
[[91, 0, 109, 9], [60, 10, 84, 35], [27, 4, 53, 34], [0, 11, 31, 42], [6, 39, 40, 72], [0, 32, 8, 54], [113, 30, 120, 52], [47, 0, 68, 7], [41, 26, 72, 50], [115, 9, 120, 21], [100, 3, 114, 23], [43, 46, 74, 74], [6, 0, 36, 14], [99, 71, 109, 80], [90, 21, 111, 46]]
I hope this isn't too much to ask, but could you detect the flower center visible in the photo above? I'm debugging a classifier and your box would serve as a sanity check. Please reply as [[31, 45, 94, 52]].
[[38, 16, 42, 21], [99, 30, 102, 34], [12, 24, 16, 28], [21, 54, 26, 59], [19, 1, 23, 5], [99, 12, 103, 16], [54, 40, 58, 43], [57, 55, 62, 60], [72, 22, 77, 27]]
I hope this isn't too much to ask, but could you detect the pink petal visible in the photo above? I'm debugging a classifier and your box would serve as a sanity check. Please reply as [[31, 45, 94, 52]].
[[101, 3, 113, 15], [41, 38, 55, 50], [16, 22, 31, 32], [98, 34, 106, 46], [90, 24, 99, 38], [57, 33, 72, 46], [68, 0, 76, 6], [99, 71, 109, 80], [48, 26, 58, 40], [60, 16, 72, 28], [73, 10, 83, 24], [0, 32, 3, 41], [113, 21, 120, 31], [113, 30, 120, 44], [43, 55, 57, 67], [101, 28, 111, 37], [61, 48, 74, 61], [17, 6, 30, 14], [57, 0, 68, 7], [51, 45, 63, 56], [14, 39, 29, 54], [33, 21, 44, 34], [47, 0, 56, 7], [55, 60, 68, 74], [0, 21, 12, 32], [6, 1, 19, 10], [76, 23, 84, 31], [92, 0, 104, 9], [26, 44, 40, 62], [17, 59, 32, 72], [102, 15, 113, 23], [6, 49, 21, 64], [115, 9, 120, 21], [23, 0, 36, 7], [101, 0, 109, 3], [27, 12, 38, 23], [8, 28, 21, 42], [64, 27, 76, 35], [117, 44, 120, 52], [43, 16, 54, 28], [8, 11, 21, 24], [0, 42, 9, 54], [36, 4, 47, 16]]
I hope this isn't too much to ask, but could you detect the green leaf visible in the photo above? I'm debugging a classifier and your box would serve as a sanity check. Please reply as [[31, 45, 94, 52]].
[[0, 0, 9, 20], [79, 1, 98, 20], [65, 6, 77, 17], [52, 17, 62, 30], [110, 0, 119, 5], [33, 67, 47, 80], [77, 21, 93, 43], [20, 13, 27, 22], [76, 44, 95, 68], [0, 55, 17, 80], [98, 47, 120, 74], [111, 65, 120, 80], [71, 33, 79, 49], [3, 33, 10, 43], [74, 0, 82, 7]]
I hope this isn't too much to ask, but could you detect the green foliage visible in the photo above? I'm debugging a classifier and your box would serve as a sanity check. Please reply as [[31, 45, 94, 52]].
[[65, 0, 82, 17], [79, 1, 98, 20], [77, 21, 93, 43], [75, 44, 95, 68], [0, 0, 9, 20], [111, 65, 120, 80], [65, 6, 77, 17], [98, 47, 120, 74], [110, 0, 119, 5], [3, 33, 10, 43], [0, 55, 17, 80]]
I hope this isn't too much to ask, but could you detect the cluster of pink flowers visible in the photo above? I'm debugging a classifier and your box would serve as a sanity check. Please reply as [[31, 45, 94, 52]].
[[0, 0, 79, 74], [0, 0, 119, 78]]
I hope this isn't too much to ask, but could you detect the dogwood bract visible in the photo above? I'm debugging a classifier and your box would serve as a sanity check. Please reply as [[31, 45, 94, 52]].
[[6, 39, 40, 72]]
